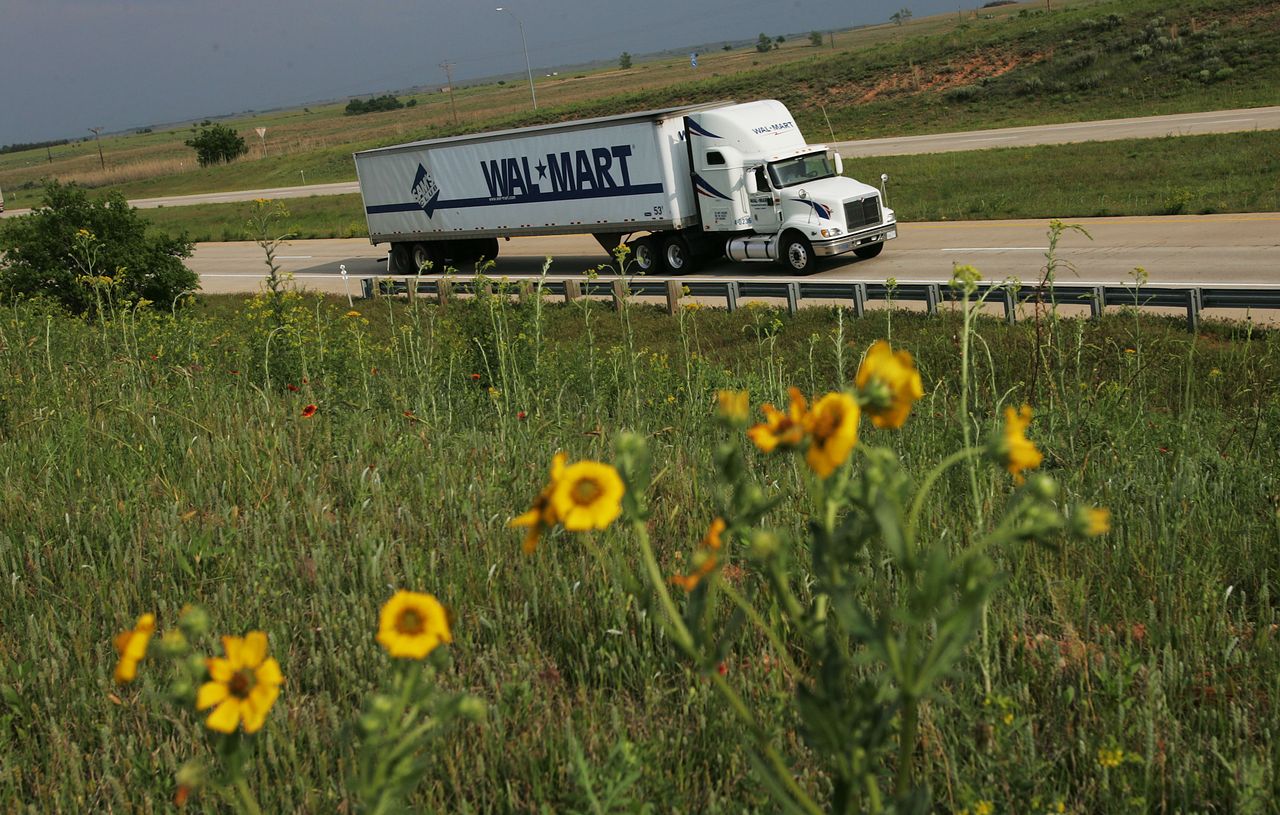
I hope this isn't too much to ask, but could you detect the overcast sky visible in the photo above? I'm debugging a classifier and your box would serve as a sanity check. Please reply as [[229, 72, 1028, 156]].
[[1, 0, 968, 146]]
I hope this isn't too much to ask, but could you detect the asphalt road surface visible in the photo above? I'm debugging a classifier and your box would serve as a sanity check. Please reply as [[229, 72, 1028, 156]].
[[6, 107, 1276, 217], [193, 213, 1280, 298]]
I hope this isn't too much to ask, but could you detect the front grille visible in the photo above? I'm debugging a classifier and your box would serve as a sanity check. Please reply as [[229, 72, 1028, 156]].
[[844, 196, 881, 230]]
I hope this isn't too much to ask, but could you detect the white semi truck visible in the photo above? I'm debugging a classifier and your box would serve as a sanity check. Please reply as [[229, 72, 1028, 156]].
[[354, 99, 895, 275]]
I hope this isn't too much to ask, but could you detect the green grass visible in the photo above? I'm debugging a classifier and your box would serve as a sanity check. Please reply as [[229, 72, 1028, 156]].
[[1, 286, 1278, 811], [2, 0, 1277, 204], [130, 129, 1280, 241]]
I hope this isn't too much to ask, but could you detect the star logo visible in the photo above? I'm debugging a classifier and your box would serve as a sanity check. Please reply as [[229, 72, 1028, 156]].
[[535, 161, 547, 180]]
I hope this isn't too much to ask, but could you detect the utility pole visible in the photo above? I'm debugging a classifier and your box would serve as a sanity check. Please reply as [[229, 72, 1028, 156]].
[[440, 61, 459, 125], [88, 127, 105, 169], [496, 7, 537, 111]]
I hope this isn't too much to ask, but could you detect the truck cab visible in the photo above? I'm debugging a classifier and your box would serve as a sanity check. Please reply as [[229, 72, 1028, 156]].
[[685, 100, 896, 273]]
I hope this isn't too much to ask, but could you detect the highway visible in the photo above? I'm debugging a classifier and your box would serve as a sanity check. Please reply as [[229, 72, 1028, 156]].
[[193, 213, 1280, 299], [5, 106, 1276, 217]]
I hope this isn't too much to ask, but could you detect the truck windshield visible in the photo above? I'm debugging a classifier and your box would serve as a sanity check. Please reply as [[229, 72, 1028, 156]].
[[767, 153, 835, 188]]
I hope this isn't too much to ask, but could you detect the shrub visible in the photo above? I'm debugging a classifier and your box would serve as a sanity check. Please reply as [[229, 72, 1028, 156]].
[[183, 121, 247, 167], [345, 95, 405, 116], [0, 181, 196, 314], [944, 84, 984, 103]]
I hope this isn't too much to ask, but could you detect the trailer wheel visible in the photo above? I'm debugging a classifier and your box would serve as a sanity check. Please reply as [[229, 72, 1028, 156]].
[[661, 234, 695, 275], [477, 237, 500, 262], [854, 241, 884, 260], [628, 237, 657, 273], [390, 243, 413, 274], [411, 242, 439, 273], [780, 233, 814, 274]]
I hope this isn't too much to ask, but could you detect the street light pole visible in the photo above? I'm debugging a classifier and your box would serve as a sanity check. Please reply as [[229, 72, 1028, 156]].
[[496, 7, 537, 111]]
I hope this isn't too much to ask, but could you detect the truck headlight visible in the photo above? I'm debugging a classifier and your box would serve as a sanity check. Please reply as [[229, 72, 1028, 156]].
[[820, 228, 843, 238]]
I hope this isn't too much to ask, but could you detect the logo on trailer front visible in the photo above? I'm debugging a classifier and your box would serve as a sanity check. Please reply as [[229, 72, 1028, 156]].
[[412, 164, 440, 216]]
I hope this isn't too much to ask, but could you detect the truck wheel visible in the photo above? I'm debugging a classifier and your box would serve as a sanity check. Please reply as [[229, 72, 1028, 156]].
[[854, 241, 884, 260], [391, 243, 413, 274], [477, 238, 500, 262], [628, 237, 657, 273], [411, 242, 439, 273], [661, 234, 696, 275], [780, 234, 814, 274]]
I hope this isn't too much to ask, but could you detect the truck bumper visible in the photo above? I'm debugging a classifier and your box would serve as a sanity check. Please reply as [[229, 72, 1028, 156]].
[[813, 221, 898, 258]]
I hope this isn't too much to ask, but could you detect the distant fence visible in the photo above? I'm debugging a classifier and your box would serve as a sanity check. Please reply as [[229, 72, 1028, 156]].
[[360, 276, 1280, 333]]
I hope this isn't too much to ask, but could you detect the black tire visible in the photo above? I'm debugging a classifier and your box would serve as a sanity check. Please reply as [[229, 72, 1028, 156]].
[[476, 237, 500, 263], [390, 243, 414, 274], [661, 234, 696, 275], [854, 241, 884, 260], [780, 233, 814, 274], [411, 242, 439, 273], [628, 237, 657, 273]]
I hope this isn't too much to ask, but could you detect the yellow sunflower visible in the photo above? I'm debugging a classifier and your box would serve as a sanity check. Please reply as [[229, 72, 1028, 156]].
[[550, 460, 625, 531], [747, 387, 808, 453], [804, 392, 860, 478], [509, 452, 567, 553], [855, 340, 925, 429], [113, 613, 156, 685], [999, 404, 1043, 483], [196, 631, 284, 734], [377, 590, 453, 659], [715, 390, 750, 425]]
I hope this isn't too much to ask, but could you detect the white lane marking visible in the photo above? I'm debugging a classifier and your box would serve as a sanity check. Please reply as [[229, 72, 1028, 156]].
[[1190, 118, 1256, 126], [274, 255, 313, 259], [955, 136, 1018, 142], [941, 247, 1044, 252]]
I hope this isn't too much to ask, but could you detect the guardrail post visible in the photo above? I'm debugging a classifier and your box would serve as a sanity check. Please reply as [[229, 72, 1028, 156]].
[[665, 280, 682, 315], [564, 279, 581, 302], [438, 279, 452, 307], [725, 281, 739, 312], [1089, 286, 1105, 320], [1186, 288, 1202, 333], [361, 278, 373, 299], [1002, 286, 1016, 325], [786, 282, 800, 315], [925, 284, 940, 316], [404, 276, 417, 300], [611, 279, 627, 311], [852, 283, 866, 318]]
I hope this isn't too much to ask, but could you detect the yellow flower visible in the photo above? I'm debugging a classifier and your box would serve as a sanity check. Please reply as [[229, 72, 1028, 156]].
[[112, 613, 156, 685], [1097, 746, 1125, 768], [804, 392, 860, 478], [998, 405, 1043, 484], [671, 518, 726, 592], [551, 459, 625, 532], [509, 453, 566, 553], [974, 801, 994, 815], [377, 590, 453, 659], [196, 632, 284, 734], [344, 310, 361, 318], [747, 387, 808, 453], [1084, 507, 1111, 536], [716, 390, 750, 425], [855, 340, 924, 429]]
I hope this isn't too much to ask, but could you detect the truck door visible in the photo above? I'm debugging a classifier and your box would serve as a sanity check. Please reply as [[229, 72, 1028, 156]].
[[748, 166, 779, 233]]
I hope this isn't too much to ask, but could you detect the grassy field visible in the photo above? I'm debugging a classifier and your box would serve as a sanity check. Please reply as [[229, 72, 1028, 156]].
[[2, 0, 1277, 209], [1, 283, 1278, 811], [129, 128, 1280, 241]]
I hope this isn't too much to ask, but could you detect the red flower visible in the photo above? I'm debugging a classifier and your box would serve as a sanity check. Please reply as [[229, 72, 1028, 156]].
[[470, 373, 482, 381], [286, 383, 300, 392], [717, 661, 728, 676], [302, 378, 309, 385], [228, 369, 240, 375], [301, 404, 317, 418], [517, 411, 528, 420]]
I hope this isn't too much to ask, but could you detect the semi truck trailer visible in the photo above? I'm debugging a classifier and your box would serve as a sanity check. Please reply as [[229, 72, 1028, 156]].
[[354, 99, 896, 275]]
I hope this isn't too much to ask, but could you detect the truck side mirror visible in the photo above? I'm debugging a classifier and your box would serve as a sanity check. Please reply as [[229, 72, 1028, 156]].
[[833, 151, 844, 176], [745, 168, 760, 194]]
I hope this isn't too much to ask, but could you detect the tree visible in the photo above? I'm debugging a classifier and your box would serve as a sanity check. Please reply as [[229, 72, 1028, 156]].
[[890, 7, 913, 25], [184, 121, 247, 167], [619, 51, 633, 69], [0, 181, 196, 314], [756, 33, 773, 53], [810, 30, 824, 46]]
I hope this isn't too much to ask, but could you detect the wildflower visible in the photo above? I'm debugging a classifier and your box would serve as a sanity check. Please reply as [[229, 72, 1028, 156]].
[[1124, 348, 1136, 355], [301, 404, 317, 418], [1209, 368, 1222, 377], [716, 390, 750, 425], [855, 340, 924, 429], [804, 392, 860, 478], [345, 310, 361, 318], [670, 518, 726, 591], [993, 404, 1042, 483], [510, 453, 566, 553], [1075, 506, 1111, 537], [286, 383, 300, 392], [517, 410, 528, 420], [747, 387, 808, 453], [196, 631, 284, 734], [112, 613, 156, 685], [470, 373, 482, 381], [974, 802, 994, 815], [376, 590, 452, 659], [1097, 746, 1125, 768], [551, 459, 625, 532], [229, 369, 240, 375]]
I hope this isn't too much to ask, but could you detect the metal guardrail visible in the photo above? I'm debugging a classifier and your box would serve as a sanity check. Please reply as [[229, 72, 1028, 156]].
[[360, 276, 1280, 332]]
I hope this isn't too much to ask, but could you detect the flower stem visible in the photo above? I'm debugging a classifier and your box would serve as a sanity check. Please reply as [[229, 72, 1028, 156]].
[[905, 447, 982, 545], [233, 777, 263, 815], [717, 579, 801, 678]]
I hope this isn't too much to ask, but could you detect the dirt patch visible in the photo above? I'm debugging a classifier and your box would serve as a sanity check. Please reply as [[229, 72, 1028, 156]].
[[826, 50, 1044, 105]]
